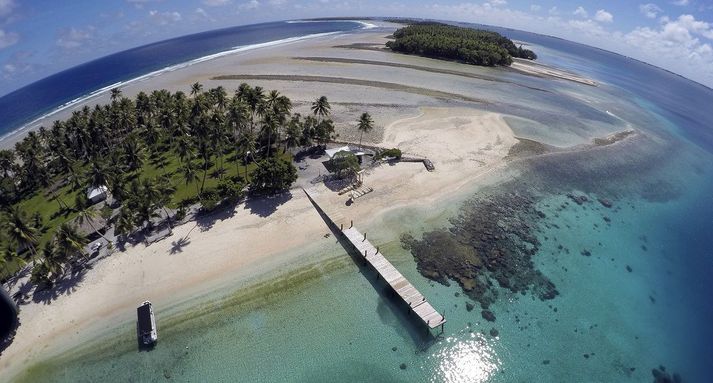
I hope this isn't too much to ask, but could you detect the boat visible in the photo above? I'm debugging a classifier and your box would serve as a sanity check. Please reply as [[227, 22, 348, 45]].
[[137, 301, 158, 346]]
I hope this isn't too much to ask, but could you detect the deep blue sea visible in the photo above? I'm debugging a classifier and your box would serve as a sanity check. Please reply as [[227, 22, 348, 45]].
[[0, 20, 361, 139], [6, 19, 713, 383]]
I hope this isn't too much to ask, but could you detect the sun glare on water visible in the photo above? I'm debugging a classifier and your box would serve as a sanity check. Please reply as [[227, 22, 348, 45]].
[[428, 334, 501, 383]]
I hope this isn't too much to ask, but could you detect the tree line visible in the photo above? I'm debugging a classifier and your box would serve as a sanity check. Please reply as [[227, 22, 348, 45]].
[[386, 23, 537, 66], [0, 83, 345, 285]]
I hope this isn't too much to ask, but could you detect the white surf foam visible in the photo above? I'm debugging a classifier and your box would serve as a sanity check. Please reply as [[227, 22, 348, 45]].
[[1, 29, 348, 143]]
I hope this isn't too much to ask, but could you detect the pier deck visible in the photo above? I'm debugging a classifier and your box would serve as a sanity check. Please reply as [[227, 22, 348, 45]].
[[303, 188, 445, 330]]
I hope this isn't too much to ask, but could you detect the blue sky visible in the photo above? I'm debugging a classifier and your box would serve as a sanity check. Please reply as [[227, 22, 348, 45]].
[[1, 0, 713, 95]]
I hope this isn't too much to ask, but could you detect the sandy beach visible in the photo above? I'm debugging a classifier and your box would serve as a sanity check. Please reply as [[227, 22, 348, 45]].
[[0, 22, 606, 381], [0, 24, 536, 376]]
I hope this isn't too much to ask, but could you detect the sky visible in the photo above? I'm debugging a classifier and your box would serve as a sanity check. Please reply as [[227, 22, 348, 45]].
[[1, 0, 713, 95]]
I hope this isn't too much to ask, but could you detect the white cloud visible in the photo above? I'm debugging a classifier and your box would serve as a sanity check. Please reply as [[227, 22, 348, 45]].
[[239, 0, 259, 10], [639, 3, 662, 19], [0, 0, 15, 18], [203, 0, 231, 6], [1, 50, 37, 81], [0, 28, 18, 49], [594, 9, 613, 23], [148, 10, 182, 25], [530, 5, 541, 12], [486, 0, 507, 7], [672, 0, 689, 5], [126, 0, 162, 10], [56, 26, 95, 49], [408, 1, 713, 86], [194, 7, 215, 22], [573, 6, 588, 18], [675, 14, 713, 39]]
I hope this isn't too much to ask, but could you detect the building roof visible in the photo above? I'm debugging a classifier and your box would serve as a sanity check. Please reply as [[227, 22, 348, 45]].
[[86, 185, 108, 200], [71, 211, 108, 237], [325, 146, 366, 159]]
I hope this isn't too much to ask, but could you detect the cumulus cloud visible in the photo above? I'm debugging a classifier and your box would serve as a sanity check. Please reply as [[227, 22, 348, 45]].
[[56, 26, 96, 49], [672, 0, 689, 5], [0, 28, 18, 49], [530, 5, 541, 12], [573, 6, 588, 18], [148, 10, 182, 25], [594, 9, 613, 23], [639, 3, 662, 19]]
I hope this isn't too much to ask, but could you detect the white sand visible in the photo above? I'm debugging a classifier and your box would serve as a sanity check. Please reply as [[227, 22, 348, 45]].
[[0, 26, 538, 379], [0, 105, 515, 380]]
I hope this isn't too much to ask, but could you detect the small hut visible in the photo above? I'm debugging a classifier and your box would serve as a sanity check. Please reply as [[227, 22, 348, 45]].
[[71, 211, 108, 242], [86, 185, 108, 205]]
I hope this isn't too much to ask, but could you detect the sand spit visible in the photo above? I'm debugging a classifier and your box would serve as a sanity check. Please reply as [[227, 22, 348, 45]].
[[510, 58, 598, 86], [293, 57, 552, 93], [211, 74, 490, 104]]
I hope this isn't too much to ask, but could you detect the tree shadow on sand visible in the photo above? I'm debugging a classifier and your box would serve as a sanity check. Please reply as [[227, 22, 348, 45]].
[[169, 237, 191, 254], [195, 202, 238, 232], [243, 191, 292, 218], [31, 265, 88, 305]]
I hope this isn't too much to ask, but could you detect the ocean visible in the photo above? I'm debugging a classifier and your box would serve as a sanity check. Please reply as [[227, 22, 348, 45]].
[[0, 20, 362, 141], [8, 20, 713, 383]]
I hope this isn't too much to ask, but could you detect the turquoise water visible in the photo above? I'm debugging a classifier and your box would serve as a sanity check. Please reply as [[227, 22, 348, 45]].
[[18, 176, 712, 382], [11, 22, 713, 383]]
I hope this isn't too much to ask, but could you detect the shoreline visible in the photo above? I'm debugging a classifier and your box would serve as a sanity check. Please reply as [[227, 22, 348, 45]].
[[0, 27, 362, 148], [1, 25, 612, 381], [1, 104, 519, 380]]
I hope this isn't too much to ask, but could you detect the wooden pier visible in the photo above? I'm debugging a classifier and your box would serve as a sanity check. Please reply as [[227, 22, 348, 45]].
[[303, 188, 446, 331]]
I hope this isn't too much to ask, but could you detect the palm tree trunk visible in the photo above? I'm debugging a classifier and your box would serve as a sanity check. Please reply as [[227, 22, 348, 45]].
[[162, 207, 173, 233], [267, 132, 272, 158], [359, 131, 364, 150], [83, 213, 111, 243]]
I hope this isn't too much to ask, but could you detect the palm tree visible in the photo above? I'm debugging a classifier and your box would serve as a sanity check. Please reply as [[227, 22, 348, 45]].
[[180, 160, 200, 196], [0, 149, 15, 179], [237, 130, 256, 181], [110, 87, 122, 102], [74, 194, 111, 243], [114, 206, 136, 240], [190, 82, 203, 98], [357, 112, 374, 149], [53, 223, 88, 263], [156, 175, 176, 232], [87, 160, 109, 188], [284, 115, 302, 153], [3, 206, 38, 260], [123, 138, 144, 172], [40, 241, 63, 279], [311, 96, 331, 121], [261, 112, 279, 158]]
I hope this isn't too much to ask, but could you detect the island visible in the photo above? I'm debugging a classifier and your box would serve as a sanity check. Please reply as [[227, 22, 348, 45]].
[[386, 22, 537, 66]]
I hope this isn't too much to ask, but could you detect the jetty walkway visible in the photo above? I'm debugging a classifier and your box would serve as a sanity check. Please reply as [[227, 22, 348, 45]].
[[303, 188, 446, 331]]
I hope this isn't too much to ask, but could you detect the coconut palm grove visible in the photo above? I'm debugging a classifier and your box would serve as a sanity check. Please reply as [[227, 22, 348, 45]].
[[0, 83, 373, 287]]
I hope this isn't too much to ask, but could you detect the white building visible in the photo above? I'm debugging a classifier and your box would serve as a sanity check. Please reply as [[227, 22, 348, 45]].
[[86, 185, 108, 205]]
